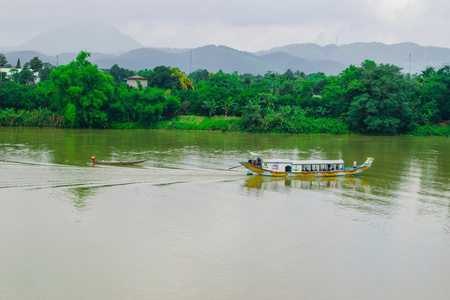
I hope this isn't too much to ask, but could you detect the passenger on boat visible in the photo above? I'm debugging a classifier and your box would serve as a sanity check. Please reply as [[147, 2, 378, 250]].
[[353, 160, 357, 168], [91, 156, 95, 163], [257, 157, 261, 167]]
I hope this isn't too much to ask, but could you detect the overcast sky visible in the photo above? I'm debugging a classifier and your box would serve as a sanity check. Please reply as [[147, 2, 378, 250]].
[[1, 0, 450, 52]]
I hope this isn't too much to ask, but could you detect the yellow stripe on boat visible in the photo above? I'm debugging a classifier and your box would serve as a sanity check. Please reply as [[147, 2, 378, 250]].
[[240, 157, 374, 177]]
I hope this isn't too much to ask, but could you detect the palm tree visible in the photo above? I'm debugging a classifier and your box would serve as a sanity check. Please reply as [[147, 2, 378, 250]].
[[203, 99, 217, 117], [223, 97, 235, 117]]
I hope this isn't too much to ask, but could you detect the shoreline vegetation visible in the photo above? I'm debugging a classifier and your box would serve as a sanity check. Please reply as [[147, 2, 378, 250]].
[[0, 51, 449, 137], [1, 110, 448, 137]]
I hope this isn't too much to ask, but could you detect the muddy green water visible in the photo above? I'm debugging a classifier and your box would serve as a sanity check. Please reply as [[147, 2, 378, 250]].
[[0, 128, 449, 300]]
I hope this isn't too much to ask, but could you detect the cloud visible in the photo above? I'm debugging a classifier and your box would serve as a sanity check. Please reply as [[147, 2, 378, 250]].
[[2, 0, 450, 51]]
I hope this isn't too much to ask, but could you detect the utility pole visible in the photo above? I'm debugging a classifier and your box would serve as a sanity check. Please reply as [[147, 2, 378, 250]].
[[189, 49, 192, 74], [409, 53, 411, 75]]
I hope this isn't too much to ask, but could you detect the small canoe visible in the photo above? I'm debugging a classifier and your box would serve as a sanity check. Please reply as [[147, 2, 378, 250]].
[[94, 160, 147, 165]]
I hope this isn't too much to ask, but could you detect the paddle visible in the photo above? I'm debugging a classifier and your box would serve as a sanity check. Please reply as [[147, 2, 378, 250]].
[[228, 165, 242, 170]]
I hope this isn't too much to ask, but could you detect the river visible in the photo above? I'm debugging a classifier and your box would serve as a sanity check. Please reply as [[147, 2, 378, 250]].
[[0, 128, 449, 300]]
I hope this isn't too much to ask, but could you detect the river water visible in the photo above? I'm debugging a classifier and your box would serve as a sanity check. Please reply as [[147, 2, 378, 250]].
[[0, 128, 449, 300]]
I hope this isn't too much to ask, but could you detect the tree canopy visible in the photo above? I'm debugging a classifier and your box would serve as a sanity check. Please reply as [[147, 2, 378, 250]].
[[0, 51, 449, 136]]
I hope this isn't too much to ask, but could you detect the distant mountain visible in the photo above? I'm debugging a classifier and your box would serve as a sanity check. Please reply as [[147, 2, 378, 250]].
[[95, 48, 187, 71], [6, 22, 450, 76], [188, 45, 282, 74], [258, 52, 346, 75], [4, 51, 115, 66], [256, 42, 450, 74], [94, 45, 284, 75], [17, 20, 143, 55]]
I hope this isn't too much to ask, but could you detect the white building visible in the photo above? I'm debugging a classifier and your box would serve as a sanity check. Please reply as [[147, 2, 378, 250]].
[[125, 75, 148, 88], [0, 67, 40, 84]]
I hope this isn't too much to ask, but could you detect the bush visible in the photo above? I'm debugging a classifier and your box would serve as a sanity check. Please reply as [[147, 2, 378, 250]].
[[409, 124, 450, 137], [157, 115, 242, 131], [0, 108, 64, 127]]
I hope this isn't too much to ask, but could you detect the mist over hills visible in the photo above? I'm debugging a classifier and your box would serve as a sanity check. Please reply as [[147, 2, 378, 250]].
[[256, 42, 450, 74], [17, 21, 143, 55], [4, 21, 450, 75]]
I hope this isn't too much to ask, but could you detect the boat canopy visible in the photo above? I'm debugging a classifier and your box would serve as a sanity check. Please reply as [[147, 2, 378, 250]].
[[263, 159, 344, 165]]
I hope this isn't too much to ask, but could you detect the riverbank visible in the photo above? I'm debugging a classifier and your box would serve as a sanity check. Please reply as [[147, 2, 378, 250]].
[[153, 115, 350, 135], [102, 115, 450, 137], [0, 108, 449, 136]]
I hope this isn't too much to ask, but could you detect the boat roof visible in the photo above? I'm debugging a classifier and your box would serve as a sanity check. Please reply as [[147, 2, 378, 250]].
[[263, 159, 344, 164]]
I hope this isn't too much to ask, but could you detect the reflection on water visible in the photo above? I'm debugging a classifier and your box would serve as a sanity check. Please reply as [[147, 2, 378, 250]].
[[243, 174, 370, 192], [70, 187, 94, 211]]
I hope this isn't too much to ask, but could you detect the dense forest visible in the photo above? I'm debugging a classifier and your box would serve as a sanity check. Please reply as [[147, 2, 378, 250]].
[[0, 51, 449, 136]]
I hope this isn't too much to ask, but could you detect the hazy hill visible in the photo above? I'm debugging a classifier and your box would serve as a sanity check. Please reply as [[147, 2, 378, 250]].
[[94, 45, 284, 75], [4, 51, 115, 67], [187, 45, 282, 74], [95, 48, 187, 71], [259, 52, 346, 75], [256, 42, 450, 74], [17, 21, 143, 55], [5, 20, 450, 75]]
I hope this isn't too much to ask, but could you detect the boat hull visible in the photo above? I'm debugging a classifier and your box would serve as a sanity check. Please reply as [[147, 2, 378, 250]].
[[94, 160, 147, 165], [240, 157, 373, 177]]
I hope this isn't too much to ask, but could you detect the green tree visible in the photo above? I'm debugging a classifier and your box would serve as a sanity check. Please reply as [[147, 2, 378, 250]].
[[0, 53, 6, 81], [307, 72, 328, 94], [345, 61, 416, 134], [29, 56, 43, 73], [9, 68, 19, 82], [299, 81, 313, 99], [109, 64, 134, 84], [19, 67, 35, 85], [0, 53, 7, 67], [417, 66, 450, 122], [188, 69, 210, 84], [39, 67, 52, 82], [240, 99, 263, 132], [170, 68, 194, 90], [202, 98, 217, 117], [46, 51, 114, 128], [149, 66, 172, 89], [222, 96, 235, 117], [163, 90, 181, 119]]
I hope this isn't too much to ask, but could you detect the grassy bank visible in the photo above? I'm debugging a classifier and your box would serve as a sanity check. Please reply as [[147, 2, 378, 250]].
[[1, 109, 448, 136], [155, 115, 242, 131], [154, 115, 351, 134], [409, 124, 450, 137]]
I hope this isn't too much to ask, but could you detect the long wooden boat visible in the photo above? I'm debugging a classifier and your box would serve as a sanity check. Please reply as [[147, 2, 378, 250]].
[[94, 160, 147, 165], [240, 157, 374, 177]]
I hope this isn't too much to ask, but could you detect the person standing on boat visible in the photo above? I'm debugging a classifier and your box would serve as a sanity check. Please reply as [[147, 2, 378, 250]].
[[257, 157, 261, 167], [92, 156, 96, 164], [353, 160, 357, 168]]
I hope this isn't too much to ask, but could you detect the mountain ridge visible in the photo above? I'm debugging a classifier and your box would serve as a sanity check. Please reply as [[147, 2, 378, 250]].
[[4, 21, 450, 75], [17, 20, 143, 55]]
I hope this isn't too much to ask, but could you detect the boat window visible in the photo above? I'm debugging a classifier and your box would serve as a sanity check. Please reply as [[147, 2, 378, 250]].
[[338, 164, 343, 170], [302, 165, 310, 172], [320, 164, 327, 171], [312, 165, 319, 171]]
